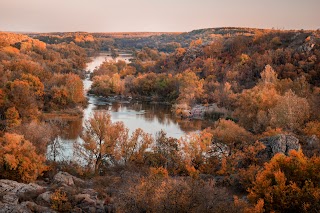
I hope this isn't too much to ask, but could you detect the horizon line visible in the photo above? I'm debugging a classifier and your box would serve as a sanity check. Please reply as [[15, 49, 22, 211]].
[[1, 26, 319, 34]]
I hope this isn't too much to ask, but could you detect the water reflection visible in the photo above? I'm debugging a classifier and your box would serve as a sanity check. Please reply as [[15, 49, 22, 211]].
[[48, 52, 213, 161], [62, 119, 83, 140], [94, 101, 209, 138]]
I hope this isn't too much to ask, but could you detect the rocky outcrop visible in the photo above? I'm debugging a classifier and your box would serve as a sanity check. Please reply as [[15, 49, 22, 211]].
[[173, 103, 228, 119], [259, 134, 300, 159], [0, 203, 31, 213], [53, 171, 85, 186], [37, 191, 52, 204], [0, 179, 53, 213], [53, 171, 74, 186], [0, 179, 44, 195], [0, 175, 112, 213]]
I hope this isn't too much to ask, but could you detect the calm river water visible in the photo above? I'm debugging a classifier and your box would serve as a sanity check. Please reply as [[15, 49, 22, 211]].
[[48, 52, 210, 161]]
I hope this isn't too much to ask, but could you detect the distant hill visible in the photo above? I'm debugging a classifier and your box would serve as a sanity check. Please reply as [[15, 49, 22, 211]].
[[26, 27, 319, 52]]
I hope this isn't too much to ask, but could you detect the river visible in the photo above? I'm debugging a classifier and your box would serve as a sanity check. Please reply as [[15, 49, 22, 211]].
[[48, 52, 211, 161]]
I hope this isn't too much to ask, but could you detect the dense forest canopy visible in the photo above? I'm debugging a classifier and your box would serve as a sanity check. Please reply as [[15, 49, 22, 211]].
[[0, 28, 319, 212]]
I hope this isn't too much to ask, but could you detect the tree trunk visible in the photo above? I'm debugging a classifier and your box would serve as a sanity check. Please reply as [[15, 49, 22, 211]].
[[95, 154, 102, 175]]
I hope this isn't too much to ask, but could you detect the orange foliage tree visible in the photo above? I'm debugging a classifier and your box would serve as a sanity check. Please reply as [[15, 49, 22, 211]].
[[8, 79, 40, 121], [80, 111, 127, 175], [115, 128, 152, 165], [65, 73, 85, 104], [181, 130, 213, 175], [234, 66, 281, 132], [303, 121, 320, 139], [210, 119, 255, 156], [248, 150, 320, 213], [152, 130, 181, 174], [0, 88, 5, 107], [91, 73, 125, 96], [5, 107, 21, 128], [21, 73, 44, 98], [0, 133, 47, 182]]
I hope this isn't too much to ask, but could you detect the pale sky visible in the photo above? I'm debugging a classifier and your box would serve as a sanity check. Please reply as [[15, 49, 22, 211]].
[[0, 0, 319, 32]]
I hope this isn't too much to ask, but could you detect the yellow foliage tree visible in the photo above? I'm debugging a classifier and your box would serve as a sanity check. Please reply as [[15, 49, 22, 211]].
[[269, 90, 310, 131], [177, 69, 204, 106]]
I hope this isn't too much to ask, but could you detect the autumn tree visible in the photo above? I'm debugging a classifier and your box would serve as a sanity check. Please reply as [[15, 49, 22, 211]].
[[203, 39, 223, 58], [174, 47, 186, 64], [91, 73, 124, 96], [145, 130, 181, 174], [5, 107, 21, 128], [177, 69, 204, 106], [119, 65, 136, 77], [19, 121, 56, 154], [117, 169, 237, 213], [0, 133, 47, 182], [210, 119, 255, 156], [269, 90, 310, 131], [248, 150, 320, 213], [50, 86, 69, 107], [65, 73, 85, 104], [214, 81, 236, 110], [303, 121, 320, 139], [47, 73, 85, 109], [190, 38, 203, 48], [8, 80, 40, 121], [80, 111, 126, 175], [234, 65, 281, 132], [115, 128, 152, 165], [21, 73, 44, 98], [230, 142, 266, 190], [93, 60, 118, 77], [260, 64, 278, 84], [0, 88, 5, 108], [181, 130, 213, 175]]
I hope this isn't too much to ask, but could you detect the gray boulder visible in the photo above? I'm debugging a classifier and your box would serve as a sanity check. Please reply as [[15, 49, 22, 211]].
[[75, 193, 96, 205], [37, 191, 52, 204], [53, 171, 85, 186], [0, 203, 32, 213], [21, 201, 56, 213], [307, 135, 319, 146], [53, 171, 74, 186], [259, 134, 300, 159], [0, 179, 44, 196], [2, 192, 19, 205], [0, 179, 51, 213]]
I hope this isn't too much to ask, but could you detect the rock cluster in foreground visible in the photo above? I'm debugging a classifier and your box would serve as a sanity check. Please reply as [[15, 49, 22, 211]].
[[0, 172, 113, 213]]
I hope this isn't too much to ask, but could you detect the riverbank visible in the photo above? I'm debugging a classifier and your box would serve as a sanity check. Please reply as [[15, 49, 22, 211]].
[[42, 108, 83, 121], [173, 103, 231, 120]]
